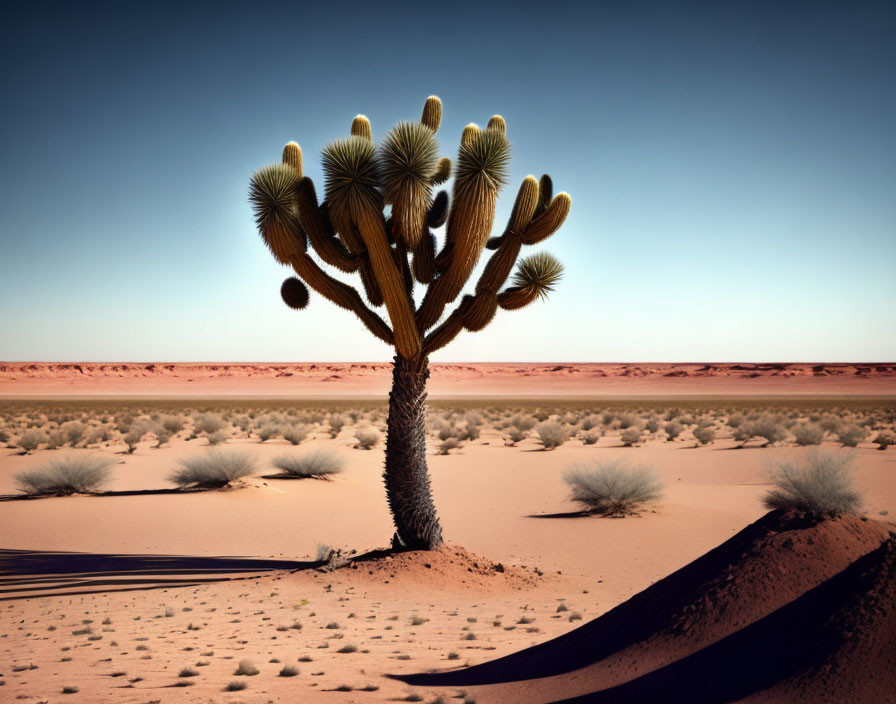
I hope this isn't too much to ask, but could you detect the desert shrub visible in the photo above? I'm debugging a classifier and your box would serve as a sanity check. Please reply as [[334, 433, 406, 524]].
[[644, 417, 660, 433], [693, 425, 715, 445], [873, 430, 895, 450], [194, 413, 225, 435], [582, 432, 600, 445], [747, 417, 786, 446], [271, 449, 345, 478], [206, 430, 228, 445], [616, 414, 636, 429], [836, 424, 866, 447], [124, 425, 147, 453], [160, 415, 185, 434], [506, 428, 527, 445], [153, 426, 172, 447], [511, 414, 537, 432], [45, 429, 67, 450], [257, 423, 280, 442], [580, 415, 600, 431], [226, 680, 247, 691], [536, 422, 568, 450], [818, 416, 842, 434], [282, 425, 309, 445], [60, 421, 87, 446], [439, 438, 461, 455], [169, 449, 256, 488], [234, 659, 259, 676], [17, 429, 47, 452], [354, 427, 380, 449], [15, 454, 115, 495], [620, 428, 642, 446], [85, 425, 112, 445], [328, 415, 347, 438], [763, 449, 863, 518], [563, 460, 664, 516], [792, 423, 824, 446], [727, 414, 744, 429], [664, 422, 683, 441]]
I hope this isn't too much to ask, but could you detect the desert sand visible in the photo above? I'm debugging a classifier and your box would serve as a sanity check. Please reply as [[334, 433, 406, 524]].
[[1, 391, 894, 702], [2, 361, 895, 397]]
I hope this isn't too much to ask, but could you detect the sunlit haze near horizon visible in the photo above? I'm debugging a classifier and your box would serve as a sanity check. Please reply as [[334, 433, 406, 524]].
[[1, 0, 894, 362]]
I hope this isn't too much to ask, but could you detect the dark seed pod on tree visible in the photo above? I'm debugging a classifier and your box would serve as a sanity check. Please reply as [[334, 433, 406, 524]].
[[427, 191, 449, 228], [412, 231, 436, 284], [249, 163, 306, 264], [281, 277, 310, 309]]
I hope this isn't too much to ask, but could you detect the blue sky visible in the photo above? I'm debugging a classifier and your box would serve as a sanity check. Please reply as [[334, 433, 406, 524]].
[[1, 0, 893, 362]]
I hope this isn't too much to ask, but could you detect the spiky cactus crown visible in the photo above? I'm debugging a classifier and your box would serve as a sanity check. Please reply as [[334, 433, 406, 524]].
[[249, 96, 571, 359]]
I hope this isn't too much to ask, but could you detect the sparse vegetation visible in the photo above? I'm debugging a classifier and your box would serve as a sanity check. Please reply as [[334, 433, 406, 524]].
[[234, 659, 259, 676], [564, 460, 664, 516], [15, 454, 115, 495], [793, 423, 824, 446], [271, 449, 345, 478], [354, 427, 381, 449], [763, 449, 863, 518], [169, 449, 256, 488], [537, 422, 568, 450]]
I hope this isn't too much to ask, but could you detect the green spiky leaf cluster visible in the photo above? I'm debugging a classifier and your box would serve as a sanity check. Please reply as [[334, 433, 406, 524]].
[[511, 252, 564, 299]]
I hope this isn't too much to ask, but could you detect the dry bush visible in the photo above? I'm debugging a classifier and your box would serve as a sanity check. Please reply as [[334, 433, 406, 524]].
[[271, 448, 346, 478], [664, 422, 683, 441], [506, 428, 527, 445], [536, 422, 568, 450], [620, 428, 642, 446], [763, 449, 863, 518], [328, 414, 347, 438], [60, 421, 87, 446], [256, 423, 281, 442], [17, 429, 47, 453], [792, 422, 824, 446], [354, 427, 380, 450], [693, 425, 716, 445], [282, 424, 309, 445], [206, 430, 228, 445], [582, 432, 600, 445], [873, 430, 895, 450], [564, 460, 664, 516], [169, 449, 256, 488], [161, 415, 185, 434], [439, 438, 461, 455], [511, 414, 538, 432], [15, 454, 115, 495], [836, 424, 866, 447]]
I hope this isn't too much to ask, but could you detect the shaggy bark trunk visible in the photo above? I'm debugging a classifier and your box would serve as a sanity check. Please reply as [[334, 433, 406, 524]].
[[384, 355, 444, 550]]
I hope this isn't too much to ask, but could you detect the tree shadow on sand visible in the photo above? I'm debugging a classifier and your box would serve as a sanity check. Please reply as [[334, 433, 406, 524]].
[[0, 549, 317, 601]]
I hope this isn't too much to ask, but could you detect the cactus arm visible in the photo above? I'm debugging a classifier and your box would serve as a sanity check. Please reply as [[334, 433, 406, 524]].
[[288, 252, 394, 345], [412, 230, 436, 284], [415, 121, 510, 331], [520, 191, 571, 245], [295, 178, 361, 273]]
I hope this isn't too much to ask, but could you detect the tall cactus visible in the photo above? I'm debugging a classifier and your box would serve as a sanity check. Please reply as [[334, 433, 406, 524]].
[[249, 97, 570, 550]]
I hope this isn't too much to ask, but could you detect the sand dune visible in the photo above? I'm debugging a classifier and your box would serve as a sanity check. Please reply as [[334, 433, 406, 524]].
[[398, 511, 896, 703]]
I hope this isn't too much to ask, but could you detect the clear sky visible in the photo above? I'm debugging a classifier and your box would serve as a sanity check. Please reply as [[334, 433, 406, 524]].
[[1, 0, 893, 362]]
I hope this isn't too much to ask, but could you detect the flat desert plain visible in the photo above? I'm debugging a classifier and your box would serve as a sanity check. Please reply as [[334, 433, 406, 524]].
[[0, 364, 894, 702]]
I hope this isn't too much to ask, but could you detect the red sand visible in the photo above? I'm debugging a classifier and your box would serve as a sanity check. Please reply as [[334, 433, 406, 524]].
[[2, 361, 895, 396]]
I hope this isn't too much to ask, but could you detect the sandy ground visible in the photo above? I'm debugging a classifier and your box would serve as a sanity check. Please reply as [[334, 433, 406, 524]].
[[2, 361, 895, 396], [1, 415, 895, 702]]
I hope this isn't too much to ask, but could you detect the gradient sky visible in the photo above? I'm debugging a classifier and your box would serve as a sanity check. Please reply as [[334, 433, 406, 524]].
[[1, 0, 894, 362]]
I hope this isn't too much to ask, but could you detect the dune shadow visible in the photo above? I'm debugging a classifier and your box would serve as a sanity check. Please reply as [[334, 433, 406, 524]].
[[0, 548, 316, 601], [0, 487, 210, 502]]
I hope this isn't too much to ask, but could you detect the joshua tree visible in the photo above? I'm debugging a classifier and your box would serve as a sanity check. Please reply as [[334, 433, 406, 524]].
[[248, 96, 570, 549]]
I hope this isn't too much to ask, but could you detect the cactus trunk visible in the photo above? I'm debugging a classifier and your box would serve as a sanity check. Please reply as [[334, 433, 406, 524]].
[[384, 355, 443, 550]]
